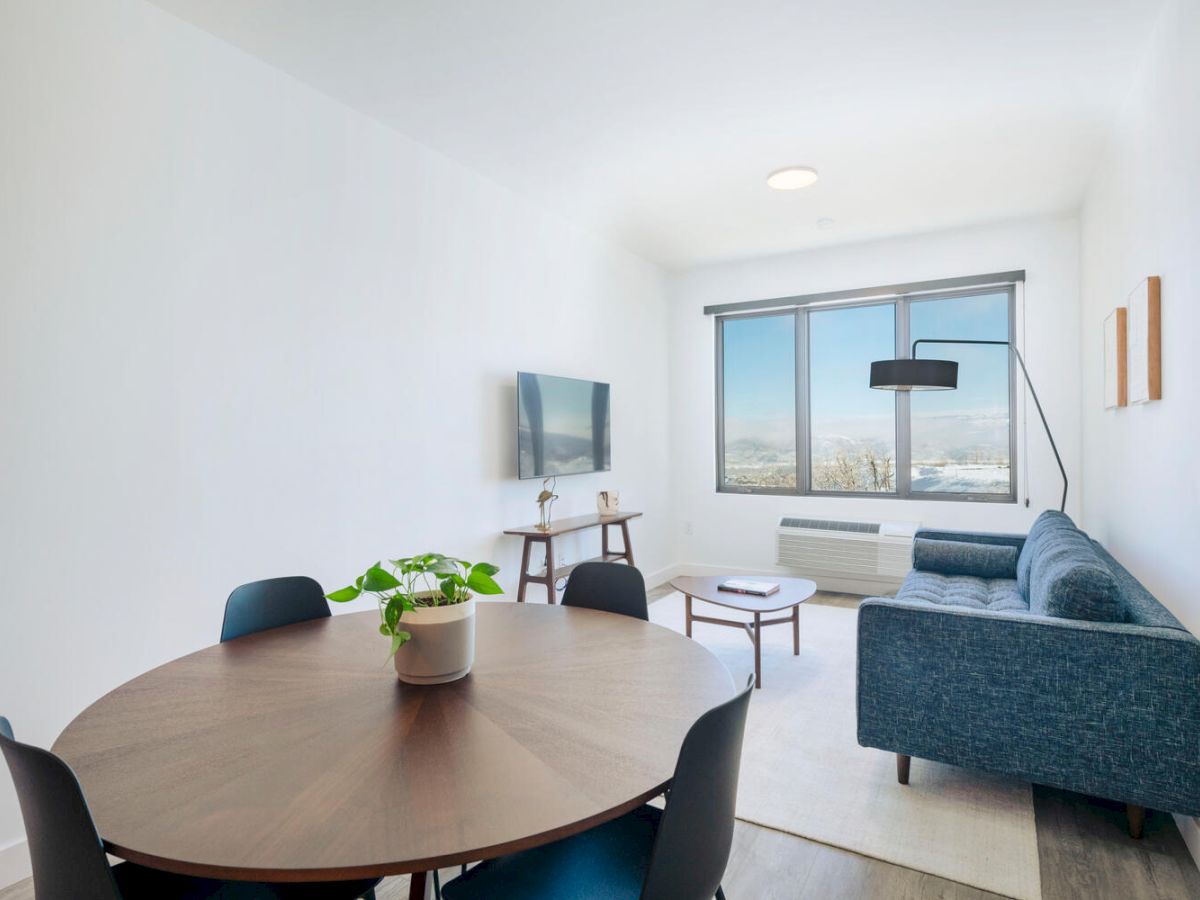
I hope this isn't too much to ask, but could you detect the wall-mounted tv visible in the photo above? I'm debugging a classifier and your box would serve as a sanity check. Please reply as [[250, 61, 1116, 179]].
[[517, 372, 611, 479]]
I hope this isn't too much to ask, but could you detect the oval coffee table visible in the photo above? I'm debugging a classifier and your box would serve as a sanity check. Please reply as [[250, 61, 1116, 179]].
[[52, 602, 734, 899], [669, 575, 818, 688]]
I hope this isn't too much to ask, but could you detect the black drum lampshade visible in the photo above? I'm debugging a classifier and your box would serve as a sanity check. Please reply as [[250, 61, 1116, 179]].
[[869, 358, 958, 391]]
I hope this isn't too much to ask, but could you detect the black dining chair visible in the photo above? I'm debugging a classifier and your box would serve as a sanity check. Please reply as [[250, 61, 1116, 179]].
[[0, 716, 379, 900], [561, 562, 649, 621], [220, 576, 331, 642], [441, 674, 754, 900]]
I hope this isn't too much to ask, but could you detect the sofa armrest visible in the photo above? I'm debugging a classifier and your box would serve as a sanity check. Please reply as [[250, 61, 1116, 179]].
[[914, 528, 1026, 553], [857, 597, 1200, 815]]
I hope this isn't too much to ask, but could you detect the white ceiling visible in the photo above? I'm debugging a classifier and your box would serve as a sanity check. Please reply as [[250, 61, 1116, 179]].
[[149, 0, 1160, 269]]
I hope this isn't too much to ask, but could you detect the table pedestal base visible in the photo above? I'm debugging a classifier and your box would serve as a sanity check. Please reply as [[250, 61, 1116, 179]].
[[409, 871, 431, 900]]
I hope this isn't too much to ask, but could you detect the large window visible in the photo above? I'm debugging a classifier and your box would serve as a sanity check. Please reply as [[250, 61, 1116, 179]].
[[719, 313, 796, 491], [716, 285, 1015, 501], [809, 303, 896, 493]]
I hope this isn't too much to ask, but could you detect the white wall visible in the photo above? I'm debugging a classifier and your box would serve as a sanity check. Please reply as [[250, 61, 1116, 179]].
[[668, 216, 1082, 574], [0, 0, 672, 881], [1076, 0, 1200, 863], [1079, 0, 1200, 633]]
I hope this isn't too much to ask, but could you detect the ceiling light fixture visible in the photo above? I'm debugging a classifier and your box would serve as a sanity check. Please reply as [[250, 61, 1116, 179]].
[[767, 166, 819, 190]]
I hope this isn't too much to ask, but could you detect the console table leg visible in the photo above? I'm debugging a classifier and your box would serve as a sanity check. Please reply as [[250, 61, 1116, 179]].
[[620, 521, 634, 566], [517, 538, 533, 602], [602, 523, 610, 558], [545, 536, 557, 604]]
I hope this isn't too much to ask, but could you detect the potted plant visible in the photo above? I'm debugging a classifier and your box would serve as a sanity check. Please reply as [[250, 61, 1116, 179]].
[[326, 554, 503, 684]]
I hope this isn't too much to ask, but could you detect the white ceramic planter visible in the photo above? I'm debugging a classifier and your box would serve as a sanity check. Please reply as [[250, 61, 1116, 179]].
[[393, 597, 476, 684]]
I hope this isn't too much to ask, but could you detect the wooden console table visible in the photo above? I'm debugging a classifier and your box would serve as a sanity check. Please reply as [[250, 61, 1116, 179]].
[[504, 511, 642, 603]]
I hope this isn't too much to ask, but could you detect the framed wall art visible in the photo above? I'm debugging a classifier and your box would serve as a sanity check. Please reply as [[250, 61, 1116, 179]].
[[1127, 275, 1161, 404], [1103, 306, 1127, 409]]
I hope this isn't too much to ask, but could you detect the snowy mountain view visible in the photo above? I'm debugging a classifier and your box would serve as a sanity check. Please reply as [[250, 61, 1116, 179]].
[[720, 293, 1012, 496], [723, 415, 797, 488], [723, 408, 1010, 494], [909, 407, 1010, 494]]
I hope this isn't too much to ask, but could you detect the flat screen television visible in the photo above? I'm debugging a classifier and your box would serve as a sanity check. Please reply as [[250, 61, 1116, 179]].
[[517, 372, 611, 479]]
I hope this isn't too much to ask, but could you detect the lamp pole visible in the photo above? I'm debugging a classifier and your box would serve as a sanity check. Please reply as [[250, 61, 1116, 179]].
[[912, 339, 1066, 513]]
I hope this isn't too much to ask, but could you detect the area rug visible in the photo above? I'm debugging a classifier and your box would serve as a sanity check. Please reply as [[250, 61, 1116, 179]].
[[649, 593, 1043, 900]]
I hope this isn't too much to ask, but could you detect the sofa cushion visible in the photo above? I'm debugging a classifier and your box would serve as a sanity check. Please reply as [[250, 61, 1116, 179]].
[[1028, 529, 1123, 622], [895, 570, 1028, 612], [1017, 510, 1077, 597], [913, 538, 1018, 579]]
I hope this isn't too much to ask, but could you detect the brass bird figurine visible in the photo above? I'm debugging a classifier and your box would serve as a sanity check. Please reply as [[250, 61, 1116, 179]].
[[536, 476, 558, 531]]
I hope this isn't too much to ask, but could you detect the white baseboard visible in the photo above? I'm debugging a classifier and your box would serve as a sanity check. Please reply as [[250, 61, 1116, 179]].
[[0, 839, 30, 890], [1174, 815, 1200, 874], [642, 562, 683, 589]]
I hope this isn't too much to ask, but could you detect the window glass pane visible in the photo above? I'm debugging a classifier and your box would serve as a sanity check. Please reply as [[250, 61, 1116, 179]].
[[809, 304, 896, 493], [909, 292, 1011, 494], [721, 314, 796, 490]]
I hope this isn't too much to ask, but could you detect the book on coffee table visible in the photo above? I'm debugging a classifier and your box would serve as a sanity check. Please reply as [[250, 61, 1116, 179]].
[[717, 579, 780, 597]]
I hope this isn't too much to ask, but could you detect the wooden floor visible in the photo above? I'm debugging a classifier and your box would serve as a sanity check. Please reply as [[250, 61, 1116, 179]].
[[3, 806, 1195, 900], [2, 587, 1197, 900]]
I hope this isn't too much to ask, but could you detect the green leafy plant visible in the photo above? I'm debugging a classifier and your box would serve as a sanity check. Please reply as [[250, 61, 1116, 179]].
[[326, 554, 503, 658]]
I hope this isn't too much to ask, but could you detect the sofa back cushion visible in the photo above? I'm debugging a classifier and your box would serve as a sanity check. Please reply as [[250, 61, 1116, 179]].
[[1017, 510, 1074, 597], [1025, 518, 1123, 621], [913, 538, 1018, 579]]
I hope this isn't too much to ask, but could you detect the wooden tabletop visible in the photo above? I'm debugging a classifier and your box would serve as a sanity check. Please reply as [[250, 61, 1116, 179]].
[[53, 603, 732, 882], [502, 511, 642, 537], [669, 575, 818, 613]]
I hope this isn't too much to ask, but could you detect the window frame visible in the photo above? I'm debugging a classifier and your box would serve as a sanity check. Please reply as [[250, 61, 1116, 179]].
[[715, 284, 1017, 503]]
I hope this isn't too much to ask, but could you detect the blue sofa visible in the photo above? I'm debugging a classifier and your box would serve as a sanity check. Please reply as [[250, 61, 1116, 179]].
[[857, 511, 1200, 837]]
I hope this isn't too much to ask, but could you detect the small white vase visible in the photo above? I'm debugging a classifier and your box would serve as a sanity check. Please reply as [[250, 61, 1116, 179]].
[[597, 490, 620, 516], [393, 597, 476, 685]]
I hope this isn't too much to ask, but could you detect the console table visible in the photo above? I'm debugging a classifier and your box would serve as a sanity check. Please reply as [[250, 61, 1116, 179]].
[[504, 511, 642, 603]]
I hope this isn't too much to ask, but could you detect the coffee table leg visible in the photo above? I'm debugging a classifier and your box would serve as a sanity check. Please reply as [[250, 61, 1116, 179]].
[[409, 870, 432, 900], [685, 594, 692, 638], [792, 604, 800, 655], [753, 611, 762, 689]]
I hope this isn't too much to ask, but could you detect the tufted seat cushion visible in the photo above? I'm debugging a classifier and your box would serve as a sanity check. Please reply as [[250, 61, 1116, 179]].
[[895, 570, 1028, 612]]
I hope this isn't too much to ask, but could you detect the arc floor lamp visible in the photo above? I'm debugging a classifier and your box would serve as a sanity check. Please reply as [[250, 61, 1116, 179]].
[[869, 339, 1067, 513]]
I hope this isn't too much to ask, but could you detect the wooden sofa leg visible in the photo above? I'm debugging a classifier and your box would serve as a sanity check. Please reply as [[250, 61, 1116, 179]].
[[896, 754, 911, 785], [1126, 804, 1145, 839]]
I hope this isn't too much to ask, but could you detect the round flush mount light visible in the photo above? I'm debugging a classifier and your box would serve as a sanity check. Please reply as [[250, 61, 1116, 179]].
[[816, 217, 835, 230], [767, 166, 819, 190]]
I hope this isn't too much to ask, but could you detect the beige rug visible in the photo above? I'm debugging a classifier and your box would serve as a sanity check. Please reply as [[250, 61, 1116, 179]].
[[650, 593, 1042, 900]]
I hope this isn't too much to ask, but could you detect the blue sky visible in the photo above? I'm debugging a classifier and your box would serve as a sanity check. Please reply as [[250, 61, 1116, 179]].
[[723, 292, 1010, 425]]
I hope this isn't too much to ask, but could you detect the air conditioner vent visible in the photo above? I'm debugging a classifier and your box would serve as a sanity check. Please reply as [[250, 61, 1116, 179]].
[[775, 518, 919, 595], [778, 518, 880, 534]]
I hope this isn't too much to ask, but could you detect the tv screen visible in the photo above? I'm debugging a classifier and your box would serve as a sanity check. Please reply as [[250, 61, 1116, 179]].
[[517, 372, 611, 479]]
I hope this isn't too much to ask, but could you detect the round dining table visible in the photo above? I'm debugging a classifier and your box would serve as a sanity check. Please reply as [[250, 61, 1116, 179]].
[[53, 602, 734, 899]]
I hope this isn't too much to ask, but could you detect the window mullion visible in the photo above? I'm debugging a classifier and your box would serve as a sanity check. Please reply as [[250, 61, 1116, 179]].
[[714, 317, 725, 491], [896, 298, 912, 500], [796, 309, 809, 495]]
